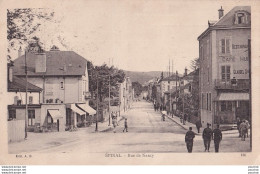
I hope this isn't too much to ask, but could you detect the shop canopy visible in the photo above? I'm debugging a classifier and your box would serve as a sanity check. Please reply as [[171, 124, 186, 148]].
[[77, 103, 96, 115], [71, 104, 85, 115], [216, 93, 249, 101], [48, 110, 62, 122]]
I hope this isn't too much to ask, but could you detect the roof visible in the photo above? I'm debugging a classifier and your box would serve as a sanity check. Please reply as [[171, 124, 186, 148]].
[[13, 51, 88, 76], [8, 76, 42, 92], [198, 6, 251, 40]]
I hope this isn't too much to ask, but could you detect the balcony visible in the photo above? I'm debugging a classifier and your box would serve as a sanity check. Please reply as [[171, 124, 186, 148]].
[[84, 92, 92, 100], [215, 79, 250, 90]]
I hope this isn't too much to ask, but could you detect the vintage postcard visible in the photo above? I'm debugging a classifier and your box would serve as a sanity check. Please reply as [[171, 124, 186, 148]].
[[0, 0, 260, 165]]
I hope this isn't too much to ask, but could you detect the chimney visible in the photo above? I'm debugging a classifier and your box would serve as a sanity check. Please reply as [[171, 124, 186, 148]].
[[18, 46, 22, 58], [218, 6, 224, 19], [184, 67, 188, 76], [35, 52, 47, 73]]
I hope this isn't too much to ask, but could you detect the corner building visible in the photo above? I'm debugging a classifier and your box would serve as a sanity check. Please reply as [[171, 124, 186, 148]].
[[198, 6, 251, 127]]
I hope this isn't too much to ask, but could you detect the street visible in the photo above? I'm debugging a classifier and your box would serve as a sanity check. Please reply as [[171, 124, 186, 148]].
[[9, 100, 250, 154]]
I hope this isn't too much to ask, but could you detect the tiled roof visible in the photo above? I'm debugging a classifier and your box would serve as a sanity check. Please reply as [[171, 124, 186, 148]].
[[8, 76, 42, 92], [13, 51, 87, 76], [198, 6, 251, 40]]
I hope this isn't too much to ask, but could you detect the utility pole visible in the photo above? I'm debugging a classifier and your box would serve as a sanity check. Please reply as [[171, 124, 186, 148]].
[[248, 39, 252, 150], [24, 50, 28, 139], [95, 76, 99, 132], [108, 75, 111, 126]]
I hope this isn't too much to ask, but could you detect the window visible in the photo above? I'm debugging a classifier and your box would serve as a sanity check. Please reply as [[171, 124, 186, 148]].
[[8, 110, 16, 120], [209, 93, 211, 111], [207, 67, 210, 82], [237, 13, 246, 24], [220, 101, 232, 111], [221, 101, 226, 111], [206, 93, 208, 110], [220, 38, 231, 54], [29, 96, 33, 104], [28, 110, 35, 126], [221, 65, 231, 81], [60, 82, 64, 89], [201, 93, 204, 109]]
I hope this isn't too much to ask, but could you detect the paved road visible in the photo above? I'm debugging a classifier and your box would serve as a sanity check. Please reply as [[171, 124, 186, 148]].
[[9, 100, 250, 154], [113, 100, 186, 133]]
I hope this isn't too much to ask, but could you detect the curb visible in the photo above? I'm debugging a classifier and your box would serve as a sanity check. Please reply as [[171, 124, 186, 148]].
[[165, 115, 199, 135]]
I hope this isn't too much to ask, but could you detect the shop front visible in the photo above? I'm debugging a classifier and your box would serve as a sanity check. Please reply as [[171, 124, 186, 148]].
[[214, 92, 249, 124]]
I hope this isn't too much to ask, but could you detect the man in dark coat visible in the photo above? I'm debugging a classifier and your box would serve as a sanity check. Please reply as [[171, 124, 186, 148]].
[[195, 120, 202, 133], [212, 124, 222, 152], [185, 127, 195, 153], [202, 123, 212, 152], [123, 118, 128, 132]]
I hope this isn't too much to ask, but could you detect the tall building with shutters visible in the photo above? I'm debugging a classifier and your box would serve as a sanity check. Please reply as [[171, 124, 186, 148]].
[[197, 6, 251, 127]]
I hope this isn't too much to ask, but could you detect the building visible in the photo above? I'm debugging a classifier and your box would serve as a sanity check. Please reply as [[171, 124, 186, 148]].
[[198, 6, 250, 127], [7, 62, 43, 136], [119, 77, 133, 112], [12, 46, 96, 132]]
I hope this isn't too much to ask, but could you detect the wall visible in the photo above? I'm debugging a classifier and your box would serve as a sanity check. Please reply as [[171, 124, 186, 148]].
[[7, 92, 40, 105], [8, 120, 25, 143], [216, 28, 250, 80], [28, 76, 85, 104]]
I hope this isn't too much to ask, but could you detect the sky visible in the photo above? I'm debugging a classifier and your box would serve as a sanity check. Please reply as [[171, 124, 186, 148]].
[[10, 0, 237, 73]]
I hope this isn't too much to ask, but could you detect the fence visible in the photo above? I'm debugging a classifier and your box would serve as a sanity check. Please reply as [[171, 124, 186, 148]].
[[8, 120, 25, 143]]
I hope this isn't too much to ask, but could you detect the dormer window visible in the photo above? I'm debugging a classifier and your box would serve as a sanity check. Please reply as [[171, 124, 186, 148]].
[[234, 11, 249, 25], [237, 13, 245, 24]]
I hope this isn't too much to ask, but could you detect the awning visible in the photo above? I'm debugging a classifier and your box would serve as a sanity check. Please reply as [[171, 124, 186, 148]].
[[77, 103, 96, 115], [71, 104, 85, 115], [215, 93, 249, 101], [48, 110, 62, 122]]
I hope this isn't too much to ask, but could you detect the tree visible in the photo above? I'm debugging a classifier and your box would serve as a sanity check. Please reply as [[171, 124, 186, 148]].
[[132, 81, 143, 97], [190, 57, 200, 71], [88, 63, 125, 104], [151, 85, 157, 100], [7, 8, 55, 61]]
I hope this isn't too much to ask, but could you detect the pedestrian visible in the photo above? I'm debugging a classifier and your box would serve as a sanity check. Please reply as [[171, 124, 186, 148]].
[[185, 127, 195, 153], [212, 124, 222, 153], [123, 118, 128, 132], [240, 120, 247, 141], [245, 120, 250, 138], [180, 112, 183, 123], [202, 123, 212, 152], [162, 114, 165, 121], [183, 113, 187, 125], [237, 117, 242, 137], [195, 119, 202, 133]]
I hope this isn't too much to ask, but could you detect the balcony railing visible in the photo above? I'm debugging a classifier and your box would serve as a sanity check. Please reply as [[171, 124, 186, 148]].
[[215, 79, 250, 90]]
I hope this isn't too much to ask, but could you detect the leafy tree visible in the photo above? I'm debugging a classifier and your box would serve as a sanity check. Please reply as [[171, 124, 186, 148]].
[[190, 57, 200, 71], [7, 8, 55, 61], [88, 63, 125, 104], [132, 81, 143, 97], [151, 85, 157, 100]]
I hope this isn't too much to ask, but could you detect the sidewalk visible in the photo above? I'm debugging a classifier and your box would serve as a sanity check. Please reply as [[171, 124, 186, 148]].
[[165, 113, 199, 134]]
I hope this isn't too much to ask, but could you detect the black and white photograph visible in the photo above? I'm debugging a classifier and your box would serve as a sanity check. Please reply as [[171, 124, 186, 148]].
[[0, 0, 259, 166]]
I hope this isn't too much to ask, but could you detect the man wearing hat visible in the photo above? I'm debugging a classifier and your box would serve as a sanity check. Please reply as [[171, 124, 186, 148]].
[[202, 123, 213, 152], [212, 124, 222, 152], [185, 127, 195, 153]]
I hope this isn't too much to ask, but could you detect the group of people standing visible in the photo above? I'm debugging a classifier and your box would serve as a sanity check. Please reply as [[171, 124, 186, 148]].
[[185, 123, 222, 153], [236, 117, 250, 141]]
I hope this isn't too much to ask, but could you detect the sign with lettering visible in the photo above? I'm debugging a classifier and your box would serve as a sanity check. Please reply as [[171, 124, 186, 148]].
[[232, 44, 248, 49]]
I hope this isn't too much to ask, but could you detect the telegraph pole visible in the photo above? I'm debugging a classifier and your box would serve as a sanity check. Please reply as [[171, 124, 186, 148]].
[[108, 75, 111, 126], [95, 77, 99, 132], [25, 50, 28, 139], [248, 39, 252, 150]]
